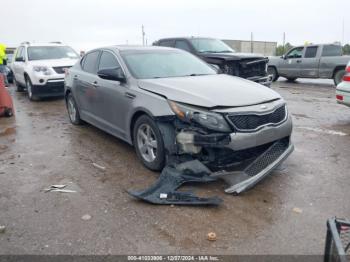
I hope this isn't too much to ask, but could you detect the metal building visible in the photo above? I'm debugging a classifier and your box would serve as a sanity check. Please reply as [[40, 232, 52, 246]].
[[222, 39, 277, 56]]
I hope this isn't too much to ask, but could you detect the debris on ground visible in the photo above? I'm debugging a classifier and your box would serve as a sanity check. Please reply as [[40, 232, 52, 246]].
[[92, 162, 106, 171], [207, 232, 217, 241], [293, 207, 303, 214], [44, 184, 77, 193], [0, 226, 6, 233], [81, 214, 92, 221], [128, 160, 222, 206]]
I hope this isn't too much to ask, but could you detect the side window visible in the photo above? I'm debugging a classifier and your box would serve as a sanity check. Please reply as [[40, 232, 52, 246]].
[[175, 40, 191, 52], [15, 47, 23, 59], [82, 51, 100, 74], [322, 45, 342, 57], [98, 51, 121, 70], [304, 46, 318, 58], [286, 47, 304, 59], [158, 40, 174, 47]]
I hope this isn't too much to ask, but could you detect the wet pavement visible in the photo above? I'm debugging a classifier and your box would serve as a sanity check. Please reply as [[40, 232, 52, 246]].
[[0, 78, 350, 255]]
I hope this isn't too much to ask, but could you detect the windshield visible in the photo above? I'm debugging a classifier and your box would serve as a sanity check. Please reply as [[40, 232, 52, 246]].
[[121, 50, 216, 79], [190, 39, 235, 53], [27, 46, 79, 61]]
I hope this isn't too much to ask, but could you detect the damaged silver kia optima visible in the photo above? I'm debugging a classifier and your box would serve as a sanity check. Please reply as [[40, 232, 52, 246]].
[[64, 46, 293, 195]]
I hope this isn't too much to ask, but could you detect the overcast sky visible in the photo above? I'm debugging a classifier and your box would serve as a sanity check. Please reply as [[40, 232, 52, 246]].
[[3, 0, 349, 51]]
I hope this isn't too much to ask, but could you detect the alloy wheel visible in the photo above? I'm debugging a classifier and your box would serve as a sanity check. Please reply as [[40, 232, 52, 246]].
[[67, 97, 77, 123], [137, 123, 158, 163]]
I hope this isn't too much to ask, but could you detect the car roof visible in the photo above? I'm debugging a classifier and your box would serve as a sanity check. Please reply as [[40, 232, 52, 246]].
[[156, 37, 216, 42], [90, 45, 178, 52]]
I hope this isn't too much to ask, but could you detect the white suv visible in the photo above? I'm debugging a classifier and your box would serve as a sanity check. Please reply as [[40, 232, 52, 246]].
[[11, 42, 79, 100], [336, 61, 350, 107]]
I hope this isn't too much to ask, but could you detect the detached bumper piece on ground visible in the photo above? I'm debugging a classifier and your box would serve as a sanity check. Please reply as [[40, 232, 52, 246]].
[[324, 218, 350, 262], [128, 137, 293, 206], [0, 74, 14, 117], [128, 160, 222, 206]]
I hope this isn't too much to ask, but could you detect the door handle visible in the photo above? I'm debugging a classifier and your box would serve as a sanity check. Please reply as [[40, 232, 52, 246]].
[[125, 92, 136, 99], [91, 81, 99, 88], [296, 60, 302, 63]]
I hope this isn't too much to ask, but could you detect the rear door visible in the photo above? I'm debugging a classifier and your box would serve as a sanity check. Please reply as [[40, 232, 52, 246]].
[[12, 46, 25, 84], [278, 46, 304, 78], [299, 45, 319, 78], [74, 50, 101, 123], [94, 50, 130, 138]]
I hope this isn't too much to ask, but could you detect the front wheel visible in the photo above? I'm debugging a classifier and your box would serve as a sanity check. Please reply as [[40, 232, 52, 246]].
[[66, 92, 82, 125], [267, 66, 279, 82], [133, 115, 165, 171], [25, 77, 37, 101], [334, 69, 345, 86]]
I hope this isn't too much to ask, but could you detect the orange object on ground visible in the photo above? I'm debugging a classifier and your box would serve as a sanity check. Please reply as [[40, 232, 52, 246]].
[[0, 74, 14, 117]]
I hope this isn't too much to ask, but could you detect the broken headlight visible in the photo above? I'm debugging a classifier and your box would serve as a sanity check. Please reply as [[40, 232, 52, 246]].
[[168, 100, 232, 133]]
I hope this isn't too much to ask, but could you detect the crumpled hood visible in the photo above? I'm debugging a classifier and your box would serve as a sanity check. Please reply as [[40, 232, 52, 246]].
[[29, 58, 78, 68], [138, 74, 281, 108], [200, 52, 267, 61]]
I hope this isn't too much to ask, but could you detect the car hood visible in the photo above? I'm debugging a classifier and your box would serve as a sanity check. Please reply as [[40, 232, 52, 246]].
[[200, 52, 267, 61], [138, 74, 281, 108], [29, 58, 78, 67]]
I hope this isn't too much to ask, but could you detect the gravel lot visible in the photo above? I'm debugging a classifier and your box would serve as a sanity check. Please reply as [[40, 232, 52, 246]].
[[0, 78, 350, 255]]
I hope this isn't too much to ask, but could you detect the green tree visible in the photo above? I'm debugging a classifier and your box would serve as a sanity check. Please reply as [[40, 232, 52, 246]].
[[343, 44, 350, 55], [275, 43, 294, 56]]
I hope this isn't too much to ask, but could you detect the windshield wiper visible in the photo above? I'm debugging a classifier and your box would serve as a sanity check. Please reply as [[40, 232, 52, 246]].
[[186, 73, 209, 77]]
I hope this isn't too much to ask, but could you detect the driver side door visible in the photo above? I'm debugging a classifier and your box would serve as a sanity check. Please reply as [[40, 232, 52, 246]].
[[278, 47, 304, 78]]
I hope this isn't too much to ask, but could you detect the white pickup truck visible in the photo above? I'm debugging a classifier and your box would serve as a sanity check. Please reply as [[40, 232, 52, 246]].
[[268, 44, 350, 85]]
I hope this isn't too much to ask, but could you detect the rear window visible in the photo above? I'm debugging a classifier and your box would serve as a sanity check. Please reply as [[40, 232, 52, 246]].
[[322, 45, 342, 57], [304, 46, 318, 58]]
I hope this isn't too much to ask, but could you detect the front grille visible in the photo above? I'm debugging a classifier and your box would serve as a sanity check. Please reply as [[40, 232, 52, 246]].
[[228, 105, 286, 131], [239, 59, 267, 78], [245, 137, 289, 177], [53, 66, 71, 74]]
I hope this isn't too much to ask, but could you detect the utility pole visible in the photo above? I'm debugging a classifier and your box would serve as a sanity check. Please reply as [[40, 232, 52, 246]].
[[250, 32, 253, 53], [282, 32, 286, 54], [342, 18, 345, 45], [142, 25, 145, 46]]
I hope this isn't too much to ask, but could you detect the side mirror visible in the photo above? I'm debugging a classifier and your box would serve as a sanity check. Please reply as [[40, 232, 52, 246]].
[[281, 55, 286, 59], [15, 57, 25, 62], [97, 67, 126, 82]]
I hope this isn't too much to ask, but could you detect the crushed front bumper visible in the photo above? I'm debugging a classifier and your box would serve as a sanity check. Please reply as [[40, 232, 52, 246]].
[[212, 137, 294, 194], [247, 74, 273, 87]]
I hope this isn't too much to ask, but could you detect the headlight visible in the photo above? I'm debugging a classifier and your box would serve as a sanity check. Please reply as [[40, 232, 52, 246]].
[[168, 100, 232, 133], [33, 66, 52, 75]]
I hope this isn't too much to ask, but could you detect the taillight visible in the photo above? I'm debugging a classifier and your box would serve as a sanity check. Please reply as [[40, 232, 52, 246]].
[[343, 66, 350, 82], [336, 95, 344, 101]]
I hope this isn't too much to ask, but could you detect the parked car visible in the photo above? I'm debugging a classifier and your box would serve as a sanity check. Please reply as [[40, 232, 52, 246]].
[[5, 53, 14, 83], [11, 42, 79, 100], [153, 37, 272, 87], [336, 61, 350, 107], [65, 46, 293, 193], [0, 65, 12, 85], [268, 44, 350, 85]]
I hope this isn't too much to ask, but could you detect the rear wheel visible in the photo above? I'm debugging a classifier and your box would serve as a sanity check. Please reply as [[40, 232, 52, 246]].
[[14, 78, 24, 92], [334, 69, 345, 86], [267, 66, 279, 82], [133, 115, 165, 171], [4, 108, 13, 117]]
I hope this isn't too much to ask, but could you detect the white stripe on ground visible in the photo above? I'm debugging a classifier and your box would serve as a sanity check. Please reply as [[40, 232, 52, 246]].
[[296, 126, 348, 136]]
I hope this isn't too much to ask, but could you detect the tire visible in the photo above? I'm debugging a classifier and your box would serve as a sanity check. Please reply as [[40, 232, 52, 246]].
[[267, 66, 279, 82], [133, 115, 165, 171], [66, 92, 82, 125], [4, 108, 13, 117], [334, 69, 345, 86], [13, 78, 24, 92], [286, 78, 297, 82], [25, 77, 37, 101]]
